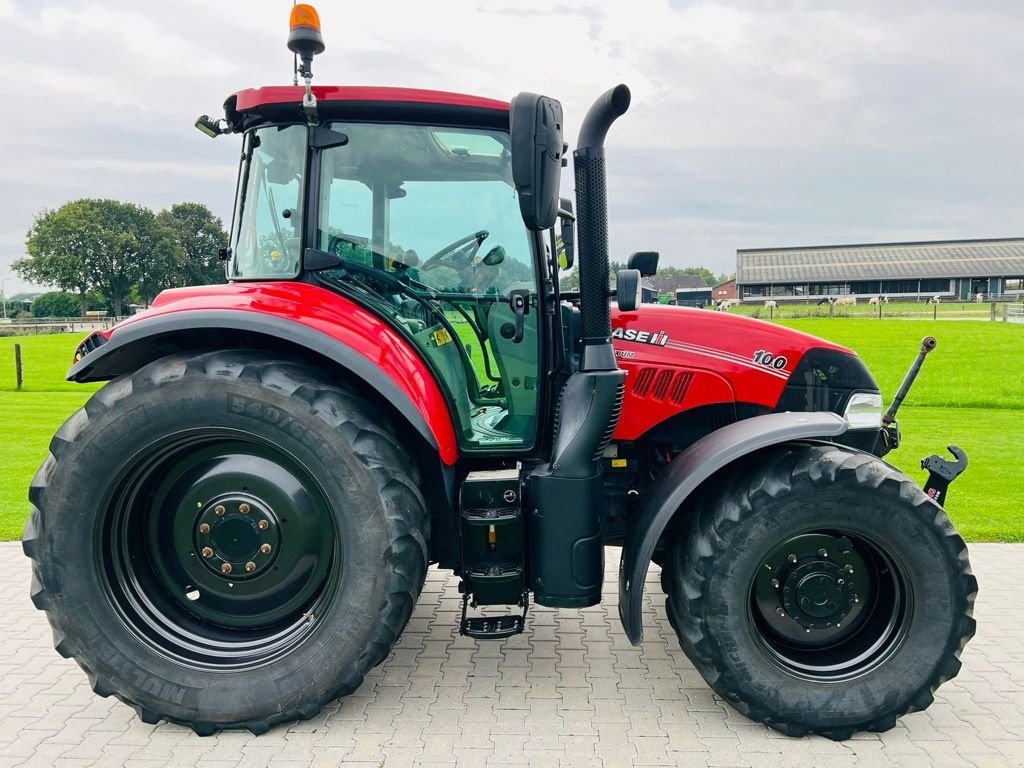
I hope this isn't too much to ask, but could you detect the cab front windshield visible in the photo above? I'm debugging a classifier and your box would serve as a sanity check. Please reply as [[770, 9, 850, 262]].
[[316, 122, 540, 450]]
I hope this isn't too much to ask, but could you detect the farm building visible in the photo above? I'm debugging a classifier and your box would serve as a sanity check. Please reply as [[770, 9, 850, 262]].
[[736, 237, 1024, 303], [712, 279, 736, 301], [672, 275, 712, 307]]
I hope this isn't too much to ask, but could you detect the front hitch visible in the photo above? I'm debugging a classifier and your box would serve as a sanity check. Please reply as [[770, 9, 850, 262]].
[[881, 336, 969, 504], [922, 446, 968, 506], [876, 336, 935, 454]]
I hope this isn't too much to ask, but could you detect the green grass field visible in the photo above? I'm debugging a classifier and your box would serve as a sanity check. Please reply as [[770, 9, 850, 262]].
[[1, 322, 1021, 541], [728, 300, 998, 320]]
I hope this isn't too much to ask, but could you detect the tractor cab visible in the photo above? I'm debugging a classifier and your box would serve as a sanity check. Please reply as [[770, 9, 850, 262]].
[[225, 102, 545, 449]]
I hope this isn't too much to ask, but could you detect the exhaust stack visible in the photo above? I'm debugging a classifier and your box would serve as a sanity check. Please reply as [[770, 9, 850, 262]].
[[527, 86, 631, 609], [574, 84, 631, 372]]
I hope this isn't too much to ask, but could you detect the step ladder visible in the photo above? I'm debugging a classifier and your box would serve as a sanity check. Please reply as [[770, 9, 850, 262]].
[[458, 469, 528, 640]]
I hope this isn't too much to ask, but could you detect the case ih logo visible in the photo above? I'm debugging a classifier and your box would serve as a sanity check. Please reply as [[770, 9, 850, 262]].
[[612, 327, 670, 346]]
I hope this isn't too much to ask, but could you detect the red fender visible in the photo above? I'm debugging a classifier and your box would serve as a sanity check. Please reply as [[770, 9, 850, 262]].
[[76, 282, 461, 465]]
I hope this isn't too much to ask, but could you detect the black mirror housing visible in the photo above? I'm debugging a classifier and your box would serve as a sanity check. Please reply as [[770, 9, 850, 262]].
[[616, 269, 642, 312], [510, 93, 564, 231], [558, 197, 575, 270], [627, 251, 659, 277]]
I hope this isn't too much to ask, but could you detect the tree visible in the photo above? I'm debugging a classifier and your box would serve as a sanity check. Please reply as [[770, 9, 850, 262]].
[[157, 203, 229, 288], [16, 203, 96, 315], [558, 260, 626, 292], [17, 199, 179, 316], [31, 291, 81, 318]]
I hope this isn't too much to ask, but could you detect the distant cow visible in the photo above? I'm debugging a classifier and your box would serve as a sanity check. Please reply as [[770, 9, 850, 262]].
[[764, 300, 778, 309], [928, 295, 942, 304], [975, 292, 985, 303], [833, 296, 857, 306], [817, 297, 833, 306], [716, 301, 730, 311], [868, 296, 890, 305]]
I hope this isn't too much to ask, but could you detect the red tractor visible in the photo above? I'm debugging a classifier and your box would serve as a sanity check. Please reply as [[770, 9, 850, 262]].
[[25, 6, 975, 739]]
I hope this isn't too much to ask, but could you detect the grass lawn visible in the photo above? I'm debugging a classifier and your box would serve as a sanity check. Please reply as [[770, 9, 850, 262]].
[[1, 322, 1021, 541]]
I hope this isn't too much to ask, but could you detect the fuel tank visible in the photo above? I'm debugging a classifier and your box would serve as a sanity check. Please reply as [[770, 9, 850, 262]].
[[610, 304, 855, 441]]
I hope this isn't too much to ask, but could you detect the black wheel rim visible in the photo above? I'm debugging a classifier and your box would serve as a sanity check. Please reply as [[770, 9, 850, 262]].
[[96, 428, 340, 671], [749, 530, 912, 681]]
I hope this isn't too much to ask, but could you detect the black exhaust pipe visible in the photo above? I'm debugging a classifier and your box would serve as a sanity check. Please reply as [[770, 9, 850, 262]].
[[527, 85, 631, 609], [574, 84, 631, 372]]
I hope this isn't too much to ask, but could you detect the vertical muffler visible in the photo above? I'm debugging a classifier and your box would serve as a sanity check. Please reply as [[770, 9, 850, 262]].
[[529, 85, 630, 608]]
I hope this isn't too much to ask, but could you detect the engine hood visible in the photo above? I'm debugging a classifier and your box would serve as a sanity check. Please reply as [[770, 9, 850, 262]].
[[610, 304, 859, 440]]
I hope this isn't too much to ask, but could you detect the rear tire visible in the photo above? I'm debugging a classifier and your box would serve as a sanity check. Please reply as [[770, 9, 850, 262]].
[[664, 443, 977, 739], [23, 350, 429, 735]]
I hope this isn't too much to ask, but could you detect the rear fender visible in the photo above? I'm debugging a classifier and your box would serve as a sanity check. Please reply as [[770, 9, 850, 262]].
[[69, 305, 460, 466], [618, 411, 848, 645]]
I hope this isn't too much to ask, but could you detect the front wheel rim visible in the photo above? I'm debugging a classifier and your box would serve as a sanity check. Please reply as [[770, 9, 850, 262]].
[[749, 530, 913, 681], [96, 428, 341, 671]]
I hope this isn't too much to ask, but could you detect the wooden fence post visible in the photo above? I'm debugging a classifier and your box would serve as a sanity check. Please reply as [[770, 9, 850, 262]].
[[933, 303, 937, 321], [990, 302, 997, 321], [15, 342, 23, 390]]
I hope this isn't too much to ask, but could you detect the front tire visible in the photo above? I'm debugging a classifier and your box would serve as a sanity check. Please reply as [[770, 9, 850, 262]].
[[23, 350, 429, 734], [664, 443, 977, 739]]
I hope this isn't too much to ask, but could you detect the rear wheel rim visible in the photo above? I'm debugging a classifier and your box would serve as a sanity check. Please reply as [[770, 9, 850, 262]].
[[96, 428, 340, 671], [749, 530, 912, 681]]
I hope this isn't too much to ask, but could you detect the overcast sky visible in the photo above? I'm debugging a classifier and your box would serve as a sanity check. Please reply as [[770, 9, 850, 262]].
[[1, 0, 1021, 295]]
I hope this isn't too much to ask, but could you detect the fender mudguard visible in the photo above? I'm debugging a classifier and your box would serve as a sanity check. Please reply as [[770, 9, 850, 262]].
[[618, 411, 848, 644], [68, 283, 460, 465]]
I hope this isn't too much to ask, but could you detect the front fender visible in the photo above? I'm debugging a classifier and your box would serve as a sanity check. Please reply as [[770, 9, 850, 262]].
[[68, 285, 460, 465], [618, 411, 848, 644]]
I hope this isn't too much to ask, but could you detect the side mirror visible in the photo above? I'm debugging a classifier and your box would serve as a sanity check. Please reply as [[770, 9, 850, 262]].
[[558, 197, 575, 270], [616, 269, 642, 312], [627, 251, 659, 277], [510, 92, 564, 231]]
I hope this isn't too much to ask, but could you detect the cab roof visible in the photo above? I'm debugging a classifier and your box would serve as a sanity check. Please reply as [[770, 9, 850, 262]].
[[232, 85, 509, 113], [225, 85, 510, 133]]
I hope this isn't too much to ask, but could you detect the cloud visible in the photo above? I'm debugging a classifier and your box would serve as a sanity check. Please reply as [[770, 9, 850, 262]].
[[0, 0, 1021, 294]]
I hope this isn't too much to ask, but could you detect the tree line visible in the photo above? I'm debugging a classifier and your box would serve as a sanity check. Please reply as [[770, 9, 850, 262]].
[[13, 199, 228, 317], [558, 263, 733, 292]]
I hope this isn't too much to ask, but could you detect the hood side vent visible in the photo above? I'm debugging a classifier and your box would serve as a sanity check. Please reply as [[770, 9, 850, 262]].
[[631, 366, 694, 405]]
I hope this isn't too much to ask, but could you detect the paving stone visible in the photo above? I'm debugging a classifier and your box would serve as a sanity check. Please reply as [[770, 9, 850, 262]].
[[1, 543, 1021, 768]]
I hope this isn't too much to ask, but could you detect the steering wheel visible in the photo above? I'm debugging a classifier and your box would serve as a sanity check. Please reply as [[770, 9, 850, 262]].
[[421, 230, 489, 272]]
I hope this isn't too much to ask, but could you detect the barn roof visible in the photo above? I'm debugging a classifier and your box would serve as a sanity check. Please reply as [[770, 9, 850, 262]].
[[736, 237, 1024, 284]]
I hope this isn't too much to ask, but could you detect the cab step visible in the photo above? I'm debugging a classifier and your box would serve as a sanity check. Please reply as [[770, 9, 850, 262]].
[[459, 591, 529, 640]]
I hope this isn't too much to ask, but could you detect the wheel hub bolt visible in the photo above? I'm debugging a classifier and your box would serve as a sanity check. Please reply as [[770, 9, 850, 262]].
[[199, 523, 210, 534], [776, 607, 785, 616], [260, 543, 272, 555], [245, 561, 256, 573], [844, 564, 854, 574], [215, 505, 226, 516], [771, 579, 780, 588], [788, 554, 798, 563], [818, 548, 828, 558], [258, 519, 269, 531], [221, 563, 233, 574], [239, 503, 251, 514], [201, 546, 214, 558]]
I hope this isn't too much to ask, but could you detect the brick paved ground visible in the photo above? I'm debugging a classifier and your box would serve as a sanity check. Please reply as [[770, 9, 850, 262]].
[[2, 542, 1022, 767]]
